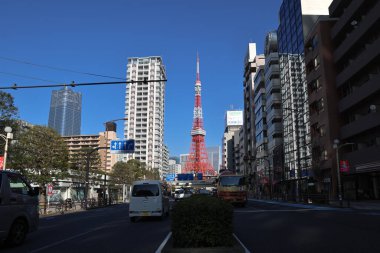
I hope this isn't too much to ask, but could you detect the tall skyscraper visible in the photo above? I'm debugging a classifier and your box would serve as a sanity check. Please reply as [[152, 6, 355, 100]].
[[48, 86, 82, 136], [277, 0, 332, 198], [124, 56, 166, 172]]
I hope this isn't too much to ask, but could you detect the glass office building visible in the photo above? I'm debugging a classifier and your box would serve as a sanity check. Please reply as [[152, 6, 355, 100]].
[[277, 0, 332, 195], [48, 86, 82, 136]]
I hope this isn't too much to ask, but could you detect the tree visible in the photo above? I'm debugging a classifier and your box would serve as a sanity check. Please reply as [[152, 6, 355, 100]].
[[0, 91, 19, 152], [8, 125, 69, 212], [110, 161, 129, 185], [110, 159, 149, 185], [69, 147, 102, 184], [0, 91, 18, 123], [145, 167, 160, 180]]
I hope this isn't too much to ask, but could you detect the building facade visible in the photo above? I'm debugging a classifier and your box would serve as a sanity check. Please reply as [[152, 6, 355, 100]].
[[243, 43, 265, 176], [207, 146, 221, 174], [48, 86, 81, 136], [124, 56, 167, 174], [162, 144, 169, 179], [222, 111, 243, 172], [329, 0, 380, 200], [277, 0, 332, 199], [254, 64, 269, 194], [264, 31, 284, 196], [63, 125, 119, 173], [304, 18, 340, 198]]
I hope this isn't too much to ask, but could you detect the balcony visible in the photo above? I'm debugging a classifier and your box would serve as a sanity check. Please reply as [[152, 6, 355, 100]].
[[339, 74, 380, 112], [267, 108, 282, 122], [266, 93, 282, 108], [265, 78, 281, 94], [341, 145, 380, 173], [336, 36, 380, 87], [340, 111, 380, 139], [331, 0, 365, 39], [268, 122, 283, 135], [265, 64, 280, 81], [268, 138, 283, 152]]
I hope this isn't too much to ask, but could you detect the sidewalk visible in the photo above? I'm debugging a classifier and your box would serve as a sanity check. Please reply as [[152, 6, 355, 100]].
[[249, 198, 380, 211]]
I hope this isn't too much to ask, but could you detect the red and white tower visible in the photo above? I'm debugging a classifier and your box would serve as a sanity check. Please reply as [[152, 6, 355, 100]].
[[183, 54, 215, 176]]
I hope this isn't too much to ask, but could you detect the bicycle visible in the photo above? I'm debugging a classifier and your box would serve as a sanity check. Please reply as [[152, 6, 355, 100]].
[[54, 202, 65, 214]]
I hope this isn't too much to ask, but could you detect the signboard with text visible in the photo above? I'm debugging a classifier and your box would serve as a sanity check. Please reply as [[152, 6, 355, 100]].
[[340, 160, 350, 173], [47, 184, 53, 196], [226, 111, 243, 126], [110, 139, 135, 154], [0, 156, 3, 170], [165, 174, 175, 181]]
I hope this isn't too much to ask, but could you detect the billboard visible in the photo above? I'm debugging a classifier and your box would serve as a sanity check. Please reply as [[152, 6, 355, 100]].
[[226, 111, 243, 126]]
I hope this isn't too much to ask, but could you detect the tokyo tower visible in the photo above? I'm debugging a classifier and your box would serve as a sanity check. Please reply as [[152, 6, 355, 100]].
[[183, 54, 215, 177]]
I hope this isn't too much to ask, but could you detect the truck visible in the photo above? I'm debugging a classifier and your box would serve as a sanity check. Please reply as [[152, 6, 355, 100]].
[[216, 170, 248, 207]]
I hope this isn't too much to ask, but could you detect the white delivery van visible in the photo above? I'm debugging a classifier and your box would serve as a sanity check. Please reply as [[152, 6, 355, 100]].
[[0, 170, 39, 246], [129, 180, 169, 222]]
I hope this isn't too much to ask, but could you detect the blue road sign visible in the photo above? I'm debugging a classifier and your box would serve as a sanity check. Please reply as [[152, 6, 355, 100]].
[[110, 139, 135, 154], [165, 174, 175, 181], [177, 174, 194, 181]]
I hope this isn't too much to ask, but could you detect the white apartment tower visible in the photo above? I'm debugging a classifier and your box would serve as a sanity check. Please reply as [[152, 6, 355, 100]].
[[124, 56, 166, 172]]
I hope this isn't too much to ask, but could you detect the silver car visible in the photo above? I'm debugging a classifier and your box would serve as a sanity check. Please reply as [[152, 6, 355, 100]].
[[0, 170, 39, 246]]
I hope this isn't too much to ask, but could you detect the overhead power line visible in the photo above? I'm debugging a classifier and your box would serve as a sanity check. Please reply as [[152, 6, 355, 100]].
[[0, 71, 60, 83], [0, 56, 126, 81], [0, 79, 167, 90]]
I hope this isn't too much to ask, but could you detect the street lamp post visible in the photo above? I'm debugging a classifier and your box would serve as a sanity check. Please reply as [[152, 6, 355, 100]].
[[1, 127, 13, 170], [103, 118, 128, 205], [243, 154, 255, 197], [263, 156, 272, 199], [333, 139, 354, 207], [84, 147, 108, 209], [283, 107, 303, 202]]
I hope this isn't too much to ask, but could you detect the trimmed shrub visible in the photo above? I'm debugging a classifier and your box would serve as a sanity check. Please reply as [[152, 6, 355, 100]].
[[171, 194, 234, 248]]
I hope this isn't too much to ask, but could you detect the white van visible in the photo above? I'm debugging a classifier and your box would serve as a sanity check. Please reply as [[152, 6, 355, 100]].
[[129, 180, 169, 222], [0, 170, 39, 246]]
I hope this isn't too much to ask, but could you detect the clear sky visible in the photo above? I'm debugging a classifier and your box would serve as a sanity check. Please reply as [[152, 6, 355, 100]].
[[0, 0, 282, 157]]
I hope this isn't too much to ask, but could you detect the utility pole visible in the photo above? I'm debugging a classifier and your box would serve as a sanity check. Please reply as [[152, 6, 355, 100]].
[[84, 147, 107, 209]]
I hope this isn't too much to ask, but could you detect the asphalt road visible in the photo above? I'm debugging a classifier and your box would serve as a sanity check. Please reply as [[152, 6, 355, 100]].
[[1, 200, 380, 253], [1, 204, 170, 253], [235, 200, 380, 253]]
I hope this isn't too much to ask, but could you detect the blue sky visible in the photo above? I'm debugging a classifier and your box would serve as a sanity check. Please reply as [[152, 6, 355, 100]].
[[0, 0, 281, 157]]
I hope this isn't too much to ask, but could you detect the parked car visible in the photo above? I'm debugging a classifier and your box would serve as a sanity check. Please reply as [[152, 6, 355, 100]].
[[0, 170, 39, 246]]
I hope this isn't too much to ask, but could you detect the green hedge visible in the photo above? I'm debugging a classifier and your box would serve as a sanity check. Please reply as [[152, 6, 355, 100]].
[[171, 194, 234, 248]]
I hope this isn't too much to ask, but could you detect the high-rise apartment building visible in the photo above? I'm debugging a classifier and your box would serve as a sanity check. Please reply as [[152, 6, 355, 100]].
[[264, 31, 284, 194], [162, 144, 169, 179], [48, 86, 81, 136], [254, 64, 269, 189], [124, 56, 166, 173], [243, 43, 265, 176], [328, 0, 380, 201], [277, 0, 332, 199]]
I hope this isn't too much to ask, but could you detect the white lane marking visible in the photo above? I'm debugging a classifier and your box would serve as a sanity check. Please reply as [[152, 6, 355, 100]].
[[234, 209, 314, 213], [155, 232, 172, 253], [233, 233, 251, 253], [30, 225, 107, 253]]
